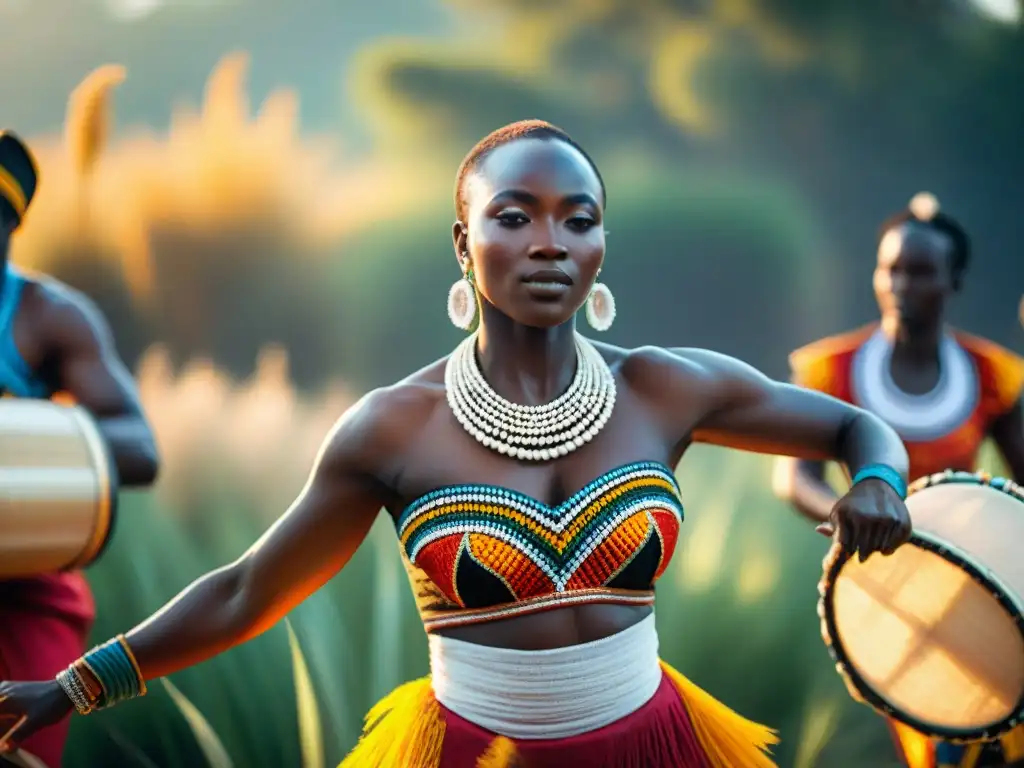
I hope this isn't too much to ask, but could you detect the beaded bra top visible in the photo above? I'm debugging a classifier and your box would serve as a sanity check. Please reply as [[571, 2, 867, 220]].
[[396, 461, 684, 632]]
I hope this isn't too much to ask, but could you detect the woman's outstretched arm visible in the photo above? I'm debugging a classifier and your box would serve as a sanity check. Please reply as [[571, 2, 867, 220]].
[[124, 388, 400, 680]]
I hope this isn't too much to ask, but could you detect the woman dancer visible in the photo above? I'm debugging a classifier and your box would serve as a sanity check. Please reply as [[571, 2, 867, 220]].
[[774, 193, 1024, 768], [1, 121, 912, 767]]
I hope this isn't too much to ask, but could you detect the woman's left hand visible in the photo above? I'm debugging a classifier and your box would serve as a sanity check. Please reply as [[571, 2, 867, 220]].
[[816, 478, 912, 560]]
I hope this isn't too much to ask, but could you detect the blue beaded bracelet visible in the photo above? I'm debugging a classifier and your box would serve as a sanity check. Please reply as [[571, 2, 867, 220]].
[[852, 463, 908, 500], [81, 635, 147, 709]]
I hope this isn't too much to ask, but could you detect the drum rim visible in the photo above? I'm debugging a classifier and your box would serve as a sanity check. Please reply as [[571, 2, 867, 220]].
[[819, 469, 1024, 743], [63, 404, 120, 570]]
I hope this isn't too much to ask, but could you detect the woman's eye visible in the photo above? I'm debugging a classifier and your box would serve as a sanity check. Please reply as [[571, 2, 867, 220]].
[[567, 216, 596, 231], [496, 211, 529, 226]]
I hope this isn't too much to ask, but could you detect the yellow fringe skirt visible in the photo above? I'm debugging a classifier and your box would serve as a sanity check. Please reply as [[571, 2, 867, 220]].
[[339, 660, 778, 768]]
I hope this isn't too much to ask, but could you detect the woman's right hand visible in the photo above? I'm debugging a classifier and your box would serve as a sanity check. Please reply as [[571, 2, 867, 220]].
[[0, 681, 74, 754]]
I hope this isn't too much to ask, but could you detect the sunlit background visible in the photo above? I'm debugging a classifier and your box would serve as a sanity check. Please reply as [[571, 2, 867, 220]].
[[2, 0, 1023, 766]]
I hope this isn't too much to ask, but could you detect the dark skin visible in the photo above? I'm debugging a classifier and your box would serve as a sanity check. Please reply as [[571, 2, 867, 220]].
[[0, 138, 911, 749], [775, 222, 1024, 528], [0, 220, 159, 487]]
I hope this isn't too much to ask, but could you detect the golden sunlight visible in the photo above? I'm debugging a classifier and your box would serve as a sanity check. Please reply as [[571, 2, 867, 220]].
[[968, 0, 1020, 23], [12, 54, 432, 302]]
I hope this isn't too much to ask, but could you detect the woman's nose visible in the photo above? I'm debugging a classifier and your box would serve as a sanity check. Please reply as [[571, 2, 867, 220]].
[[527, 221, 568, 260]]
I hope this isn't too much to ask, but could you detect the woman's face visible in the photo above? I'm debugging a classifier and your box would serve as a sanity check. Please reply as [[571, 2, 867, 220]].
[[874, 222, 957, 332], [454, 138, 605, 329]]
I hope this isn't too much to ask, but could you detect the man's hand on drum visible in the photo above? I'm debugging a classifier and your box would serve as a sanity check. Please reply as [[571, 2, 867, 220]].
[[0, 680, 72, 754], [816, 478, 912, 560]]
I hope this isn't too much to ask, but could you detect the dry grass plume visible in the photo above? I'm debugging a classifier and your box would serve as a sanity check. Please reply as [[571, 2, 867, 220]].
[[12, 52, 440, 302]]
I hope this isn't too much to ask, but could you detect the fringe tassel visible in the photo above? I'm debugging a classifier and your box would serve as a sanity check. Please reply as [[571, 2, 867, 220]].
[[1001, 724, 1024, 761], [887, 720, 934, 768], [475, 736, 518, 768], [340, 663, 782, 767], [339, 677, 444, 768], [660, 661, 779, 768], [959, 743, 983, 768]]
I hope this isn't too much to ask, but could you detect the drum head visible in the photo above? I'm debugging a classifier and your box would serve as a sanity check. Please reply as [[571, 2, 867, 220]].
[[822, 473, 1024, 741]]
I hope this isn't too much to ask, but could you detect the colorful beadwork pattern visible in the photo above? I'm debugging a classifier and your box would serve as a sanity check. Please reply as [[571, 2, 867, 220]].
[[396, 461, 684, 631]]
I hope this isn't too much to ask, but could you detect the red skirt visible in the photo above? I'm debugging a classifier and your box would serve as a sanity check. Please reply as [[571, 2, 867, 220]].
[[340, 660, 777, 768], [0, 602, 91, 768]]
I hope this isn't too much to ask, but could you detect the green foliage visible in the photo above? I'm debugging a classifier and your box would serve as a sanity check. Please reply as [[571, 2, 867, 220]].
[[353, 0, 1024, 154], [348, 0, 1024, 339]]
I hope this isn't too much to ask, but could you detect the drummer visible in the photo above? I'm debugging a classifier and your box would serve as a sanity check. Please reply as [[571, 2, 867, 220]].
[[0, 130, 159, 767], [773, 193, 1024, 767]]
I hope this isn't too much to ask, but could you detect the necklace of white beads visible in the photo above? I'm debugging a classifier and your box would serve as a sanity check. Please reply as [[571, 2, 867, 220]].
[[444, 332, 617, 461]]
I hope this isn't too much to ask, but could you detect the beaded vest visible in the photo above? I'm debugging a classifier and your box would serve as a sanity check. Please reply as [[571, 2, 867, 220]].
[[396, 461, 684, 632]]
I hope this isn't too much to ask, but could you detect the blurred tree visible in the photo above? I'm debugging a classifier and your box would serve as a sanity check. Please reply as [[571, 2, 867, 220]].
[[352, 0, 1024, 165], [350, 0, 1024, 344]]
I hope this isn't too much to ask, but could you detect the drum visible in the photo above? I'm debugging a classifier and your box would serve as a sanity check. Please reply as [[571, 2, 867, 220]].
[[0, 399, 117, 579], [819, 470, 1024, 743]]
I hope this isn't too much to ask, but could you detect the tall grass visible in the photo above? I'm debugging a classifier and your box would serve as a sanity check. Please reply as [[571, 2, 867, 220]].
[[11, 56, 441, 385], [58, 349, 1013, 768]]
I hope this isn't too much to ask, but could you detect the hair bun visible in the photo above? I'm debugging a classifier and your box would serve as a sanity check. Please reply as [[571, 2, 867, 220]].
[[909, 191, 940, 221]]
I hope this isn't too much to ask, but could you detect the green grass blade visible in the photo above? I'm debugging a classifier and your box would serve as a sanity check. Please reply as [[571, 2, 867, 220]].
[[287, 619, 325, 768], [161, 678, 235, 768], [792, 695, 842, 768]]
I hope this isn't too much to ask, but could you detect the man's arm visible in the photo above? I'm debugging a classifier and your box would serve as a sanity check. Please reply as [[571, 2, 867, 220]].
[[44, 288, 158, 487], [991, 399, 1024, 484], [771, 457, 839, 526]]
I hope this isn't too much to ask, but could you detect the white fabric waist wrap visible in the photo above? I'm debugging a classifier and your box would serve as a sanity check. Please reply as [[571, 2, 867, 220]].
[[428, 612, 662, 740]]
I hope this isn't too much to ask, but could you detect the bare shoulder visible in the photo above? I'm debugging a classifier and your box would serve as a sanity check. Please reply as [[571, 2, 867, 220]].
[[320, 357, 449, 480], [616, 344, 768, 400], [20, 274, 108, 347]]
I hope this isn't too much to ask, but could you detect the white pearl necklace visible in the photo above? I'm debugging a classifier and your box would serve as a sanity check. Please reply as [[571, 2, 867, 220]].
[[445, 332, 617, 461]]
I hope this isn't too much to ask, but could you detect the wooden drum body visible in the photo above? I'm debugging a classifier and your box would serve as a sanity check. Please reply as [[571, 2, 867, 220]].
[[0, 399, 118, 579], [819, 471, 1024, 743]]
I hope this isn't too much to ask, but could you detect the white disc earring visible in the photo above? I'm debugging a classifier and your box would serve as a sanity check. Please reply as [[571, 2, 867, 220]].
[[585, 281, 616, 332], [447, 262, 478, 331]]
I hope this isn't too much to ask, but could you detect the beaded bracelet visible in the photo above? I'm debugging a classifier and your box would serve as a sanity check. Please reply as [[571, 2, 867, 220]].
[[852, 463, 908, 500], [56, 635, 147, 714], [55, 668, 93, 716]]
